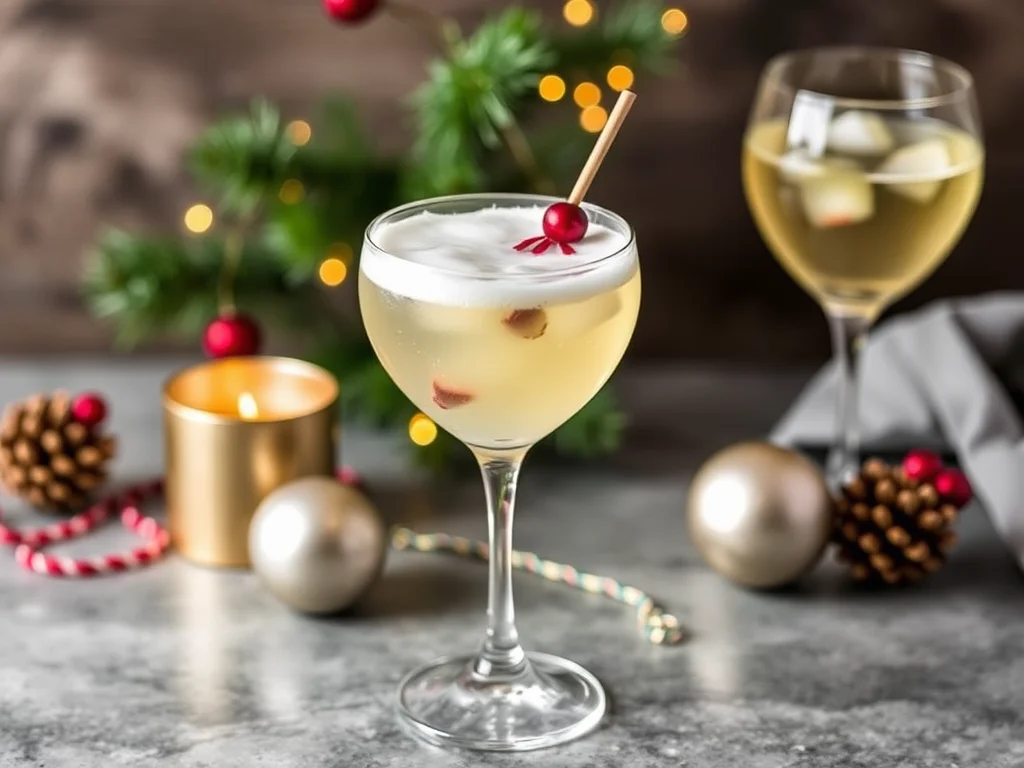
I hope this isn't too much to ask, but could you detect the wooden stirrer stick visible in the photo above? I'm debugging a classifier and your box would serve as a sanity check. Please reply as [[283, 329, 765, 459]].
[[568, 90, 637, 206]]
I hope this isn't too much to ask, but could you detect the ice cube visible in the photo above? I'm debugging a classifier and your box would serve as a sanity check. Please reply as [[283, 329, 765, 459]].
[[827, 111, 896, 157], [548, 292, 623, 339], [799, 160, 874, 228], [436, 330, 531, 397], [876, 139, 952, 204], [414, 303, 494, 335], [778, 149, 826, 183]]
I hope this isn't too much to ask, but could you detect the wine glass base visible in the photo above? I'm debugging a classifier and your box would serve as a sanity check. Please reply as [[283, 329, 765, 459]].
[[396, 652, 606, 752]]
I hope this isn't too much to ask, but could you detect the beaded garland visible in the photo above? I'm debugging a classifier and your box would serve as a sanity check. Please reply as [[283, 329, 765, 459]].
[[0, 470, 684, 646]]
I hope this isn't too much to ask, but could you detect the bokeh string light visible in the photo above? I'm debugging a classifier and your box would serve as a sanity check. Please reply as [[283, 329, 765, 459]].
[[606, 64, 635, 92], [183, 204, 214, 234], [661, 8, 688, 35], [580, 105, 609, 133], [538, 74, 567, 102], [408, 413, 438, 446], [562, 0, 594, 27], [319, 242, 352, 286], [318, 258, 348, 287], [279, 179, 305, 205], [573, 82, 602, 109], [286, 119, 312, 147], [546, 4, 689, 136]]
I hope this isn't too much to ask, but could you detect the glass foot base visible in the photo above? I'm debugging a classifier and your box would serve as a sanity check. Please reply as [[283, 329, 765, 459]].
[[396, 652, 606, 752]]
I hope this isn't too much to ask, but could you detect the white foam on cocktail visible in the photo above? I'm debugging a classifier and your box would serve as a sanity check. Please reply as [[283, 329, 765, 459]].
[[362, 206, 636, 308]]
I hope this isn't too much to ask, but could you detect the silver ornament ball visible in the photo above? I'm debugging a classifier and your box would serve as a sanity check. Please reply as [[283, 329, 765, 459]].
[[249, 476, 387, 614], [687, 441, 832, 589]]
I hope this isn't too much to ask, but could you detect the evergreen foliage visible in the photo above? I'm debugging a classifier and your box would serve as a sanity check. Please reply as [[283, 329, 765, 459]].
[[84, 2, 684, 469]]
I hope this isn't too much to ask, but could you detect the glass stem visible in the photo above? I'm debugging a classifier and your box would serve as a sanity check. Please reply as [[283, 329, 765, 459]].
[[826, 311, 872, 490], [471, 448, 529, 679]]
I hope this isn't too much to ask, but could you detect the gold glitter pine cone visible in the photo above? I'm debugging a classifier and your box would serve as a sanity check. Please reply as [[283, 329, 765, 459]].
[[834, 458, 960, 585], [0, 392, 116, 512]]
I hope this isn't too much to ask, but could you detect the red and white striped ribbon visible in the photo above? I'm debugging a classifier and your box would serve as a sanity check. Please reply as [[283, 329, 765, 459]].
[[0, 478, 170, 578], [0, 468, 363, 579]]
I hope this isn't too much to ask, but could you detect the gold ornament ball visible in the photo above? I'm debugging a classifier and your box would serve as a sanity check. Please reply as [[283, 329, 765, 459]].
[[687, 442, 832, 589], [249, 477, 387, 614]]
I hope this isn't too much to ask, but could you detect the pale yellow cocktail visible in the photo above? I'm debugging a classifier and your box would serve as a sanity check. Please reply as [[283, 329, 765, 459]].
[[360, 202, 640, 450]]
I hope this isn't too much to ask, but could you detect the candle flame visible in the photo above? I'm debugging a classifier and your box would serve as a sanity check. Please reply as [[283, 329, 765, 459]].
[[238, 392, 259, 420]]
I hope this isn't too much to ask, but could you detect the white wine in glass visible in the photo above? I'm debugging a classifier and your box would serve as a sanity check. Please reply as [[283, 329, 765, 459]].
[[359, 194, 640, 751], [742, 48, 984, 484]]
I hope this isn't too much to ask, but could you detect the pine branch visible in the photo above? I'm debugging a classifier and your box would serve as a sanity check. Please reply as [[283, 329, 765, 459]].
[[262, 98, 403, 277], [526, 121, 595, 193], [261, 163, 399, 282], [546, 384, 627, 459], [80, 3, 687, 472], [191, 99, 296, 215], [409, 7, 554, 197], [313, 98, 373, 160], [84, 230, 326, 347], [549, 0, 681, 76]]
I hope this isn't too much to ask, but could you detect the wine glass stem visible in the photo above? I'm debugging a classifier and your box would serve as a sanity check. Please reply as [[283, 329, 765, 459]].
[[826, 311, 872, 490], [472, 448, 530, 679]]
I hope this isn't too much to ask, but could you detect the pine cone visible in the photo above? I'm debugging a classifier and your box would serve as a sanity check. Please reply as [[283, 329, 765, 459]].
[[0, 392, 116, 512], [833, 458, 960, 585]]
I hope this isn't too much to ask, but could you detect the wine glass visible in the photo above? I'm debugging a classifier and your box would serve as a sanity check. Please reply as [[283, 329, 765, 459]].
[[743, 47, 984, 486], [358, 193, 640, 750]]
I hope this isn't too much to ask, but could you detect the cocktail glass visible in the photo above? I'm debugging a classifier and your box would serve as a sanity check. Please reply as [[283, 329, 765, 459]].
[[743, 47, 984, 486], [359, 193, 640, 751]]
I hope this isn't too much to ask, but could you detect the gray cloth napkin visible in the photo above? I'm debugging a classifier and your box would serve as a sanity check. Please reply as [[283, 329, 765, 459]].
[[772, 292, 1024, 569]]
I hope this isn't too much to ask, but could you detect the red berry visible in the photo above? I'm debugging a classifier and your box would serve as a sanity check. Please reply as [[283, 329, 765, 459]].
[[338, 465, 366, 492], [902, 449, 943, 482], [322, 0, 379, 23], [502, 309, 547, 339], [934, 468, 973, 508], [431, 380, 474, 410], [71, 392, 108, 428], [542, 202, 588, 244], [203, 313, 262, 358]]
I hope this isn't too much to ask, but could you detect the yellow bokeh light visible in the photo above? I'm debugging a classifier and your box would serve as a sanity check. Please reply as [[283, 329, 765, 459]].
[[318, 258, 348, 287], [580, 105, 608, 133], [606, 65, 635, 92], [573, 82, 602, 109], [408, 413, 438, 447], [287, 119, 312, 147], [279, 179, 304, 204], [538, 74, 567, 102], [327, 242, 354, 262], [661, 8, 688, 35], [183, 203, 214, 234], [563, 0, 594, 26]]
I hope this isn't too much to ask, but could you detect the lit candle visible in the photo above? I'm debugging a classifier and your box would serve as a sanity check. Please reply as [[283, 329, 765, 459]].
[[237, 392, 259, 420], [163, 357, 339, 568]]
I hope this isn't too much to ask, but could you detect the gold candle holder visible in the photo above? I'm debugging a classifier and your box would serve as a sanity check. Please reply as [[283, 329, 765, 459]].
[[163, 357, 339, 568]]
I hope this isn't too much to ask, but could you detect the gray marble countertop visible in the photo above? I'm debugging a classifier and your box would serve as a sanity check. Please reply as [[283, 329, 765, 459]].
[[0, 358, 1022, 768]]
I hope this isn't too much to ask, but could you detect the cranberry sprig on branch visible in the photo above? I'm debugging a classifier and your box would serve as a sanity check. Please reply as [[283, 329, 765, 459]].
[[321, 0, 380, 24]]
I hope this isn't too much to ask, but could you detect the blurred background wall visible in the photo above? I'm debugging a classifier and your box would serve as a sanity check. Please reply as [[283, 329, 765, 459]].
[[0, 0, 1018, 362]]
